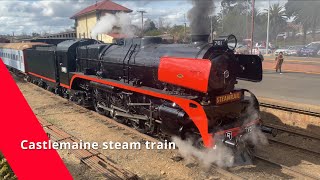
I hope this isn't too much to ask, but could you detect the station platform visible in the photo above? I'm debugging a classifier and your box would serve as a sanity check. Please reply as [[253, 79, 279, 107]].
[[236, 70, 320, 106]]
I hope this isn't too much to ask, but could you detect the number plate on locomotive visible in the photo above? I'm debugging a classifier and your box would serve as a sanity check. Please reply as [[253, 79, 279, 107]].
[[216, 91, 242, 105], [245, 125, 254, 133]]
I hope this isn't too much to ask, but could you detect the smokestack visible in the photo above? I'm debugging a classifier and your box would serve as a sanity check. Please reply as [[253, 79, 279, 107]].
[[188, 0, 215, 42]]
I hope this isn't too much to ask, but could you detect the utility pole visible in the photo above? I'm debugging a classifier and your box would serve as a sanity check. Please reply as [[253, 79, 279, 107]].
[[137, 10, 146, 37], [266, 0, 270, 55], [250, 0, 255, 54], [12, 32, 14, 42], [246, 0, 249, 39], [210, 16, 213, 42], [184, 14, 187, 43], [221, 7, 224, 32]]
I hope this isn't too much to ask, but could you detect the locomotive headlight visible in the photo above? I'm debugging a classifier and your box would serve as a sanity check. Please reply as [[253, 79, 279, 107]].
[[226, 34, 237, 50], [212, 34, 238, 51]]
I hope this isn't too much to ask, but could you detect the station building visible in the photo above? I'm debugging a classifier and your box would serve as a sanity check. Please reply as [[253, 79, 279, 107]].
[[70, 0, 132, 43]]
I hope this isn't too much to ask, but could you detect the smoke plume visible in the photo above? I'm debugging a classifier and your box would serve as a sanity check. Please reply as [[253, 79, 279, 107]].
[[91, 12, 135, 39], [187, 0, 215, 35]]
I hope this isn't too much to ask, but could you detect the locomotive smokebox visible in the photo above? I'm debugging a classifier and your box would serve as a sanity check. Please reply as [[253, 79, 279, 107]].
[[191, 34, 209, 43]]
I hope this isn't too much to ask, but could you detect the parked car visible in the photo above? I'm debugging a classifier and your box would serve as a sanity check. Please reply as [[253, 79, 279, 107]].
[[285, 45, 304, 56], [298, 42, 320, 57], [277, 32, 287, 39], [235, 44, 250, 54], [274, 48, 288, 56], [258, 48, 272, 55]]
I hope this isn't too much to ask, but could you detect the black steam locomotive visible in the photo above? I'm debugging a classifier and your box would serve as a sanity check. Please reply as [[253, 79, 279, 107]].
[[2, 34, 275, 159]]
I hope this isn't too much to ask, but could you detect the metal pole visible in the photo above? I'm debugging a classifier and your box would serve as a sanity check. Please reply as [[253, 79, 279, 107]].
[[138, 10, 146, 37], [184, 23, 187, 42], [210, 16, 213, 42], [221, 7, 224, 32], [184, 14, 187, 42], [250, 0, 255, 54], [246, 0, 249, 39], [266, 0, 270, 55]]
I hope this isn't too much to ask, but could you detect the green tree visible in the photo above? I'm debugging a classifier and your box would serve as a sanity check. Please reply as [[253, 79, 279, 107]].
[[169, 25, 186, 43], [145, 29, 163, 36], [285, 0, 320, 43], [264, 3, 287, 41]]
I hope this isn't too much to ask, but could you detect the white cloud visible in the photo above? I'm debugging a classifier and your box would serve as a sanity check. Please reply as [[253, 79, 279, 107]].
[[0, 0, 92, 35], [0, 0, 288, 35]]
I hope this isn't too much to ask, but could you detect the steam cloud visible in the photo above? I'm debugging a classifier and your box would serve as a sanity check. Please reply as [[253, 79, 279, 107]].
[[91, 12, 135, 39], [242, 96, 268, 146], [187, 0, 215, 35], [172, 136, 234, 168]]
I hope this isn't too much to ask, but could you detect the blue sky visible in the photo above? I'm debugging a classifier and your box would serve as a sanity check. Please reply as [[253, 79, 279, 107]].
[[0, 0, 287, 35]]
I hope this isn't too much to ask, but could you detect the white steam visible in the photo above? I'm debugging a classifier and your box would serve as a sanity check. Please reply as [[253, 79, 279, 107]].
[[242, 95, 268, 146], [91, 12, 135, 39], [172, 136, 234, 168]]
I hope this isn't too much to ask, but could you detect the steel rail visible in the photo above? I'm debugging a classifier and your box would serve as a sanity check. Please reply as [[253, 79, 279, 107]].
[[255, 155, 320, 180], [260, 102, 320, 117]]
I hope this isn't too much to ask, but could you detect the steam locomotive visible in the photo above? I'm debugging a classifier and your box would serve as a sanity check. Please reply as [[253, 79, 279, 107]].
[[0, 34, 275, 159]]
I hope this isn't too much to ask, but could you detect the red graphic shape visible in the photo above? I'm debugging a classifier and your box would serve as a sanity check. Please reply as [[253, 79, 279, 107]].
[[0, 59, 72, 180]]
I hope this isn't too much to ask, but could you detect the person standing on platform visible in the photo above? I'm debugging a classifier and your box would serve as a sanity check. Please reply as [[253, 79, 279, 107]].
[[275, 52, 284, 74]]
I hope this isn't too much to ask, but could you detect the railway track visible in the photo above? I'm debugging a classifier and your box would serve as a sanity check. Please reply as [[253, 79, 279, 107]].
[[260, 101, 320, 154], [39, 97, 320, 180], [260, 102, 320, 118], [65, 102, 320, 179], [255, 155, 320, 180], [264, 123, 320, 155], [38, 118, 138, 180]]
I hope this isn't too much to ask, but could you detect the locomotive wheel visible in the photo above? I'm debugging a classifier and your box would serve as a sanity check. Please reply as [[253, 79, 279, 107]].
[[114, 117, 126, 124], [37, 81, 43, 87], [25, 76, 31, 82], [233, 141, 255, 165], [157, 130, 169, 142], [131, 120, 147, 133], [93, 100, 107, 115], [63, 92, 69, 99], [180, 131, 206, 149], [46, 86, 53, 92], [182, 131, 205, 149], [54, 88, 61, 95]]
